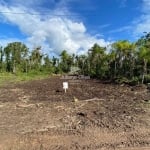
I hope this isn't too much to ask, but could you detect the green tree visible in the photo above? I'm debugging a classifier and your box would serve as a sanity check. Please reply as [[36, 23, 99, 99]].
[[30, 47, 43, 71], [60, 50, 72, 73], [88, 43, 108, 78], [136, 33, 150, 83], [4, 42, 28, 73], [77, 54, 87, 75], [0, 46, 4, 72], [43, 55, 54, 73], [111, 40, 136, 79]]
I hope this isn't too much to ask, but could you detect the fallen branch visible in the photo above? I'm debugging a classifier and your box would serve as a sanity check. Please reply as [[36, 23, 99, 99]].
[[16, 103, 35, 108], [83, 97, 104, 102]]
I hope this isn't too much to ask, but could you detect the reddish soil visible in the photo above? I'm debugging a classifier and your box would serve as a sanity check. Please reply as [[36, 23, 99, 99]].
[[0, 76, 150, 150]]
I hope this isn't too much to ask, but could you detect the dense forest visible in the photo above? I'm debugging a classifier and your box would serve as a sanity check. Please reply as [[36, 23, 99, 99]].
[[0, 32, 150, 84]]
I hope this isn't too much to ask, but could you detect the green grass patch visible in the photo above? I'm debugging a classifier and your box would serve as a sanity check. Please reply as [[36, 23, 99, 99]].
[[0, 71, 50, 86]]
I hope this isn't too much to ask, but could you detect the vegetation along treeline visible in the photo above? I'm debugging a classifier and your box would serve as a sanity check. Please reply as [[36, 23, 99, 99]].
[[0, 32, 150, 84]]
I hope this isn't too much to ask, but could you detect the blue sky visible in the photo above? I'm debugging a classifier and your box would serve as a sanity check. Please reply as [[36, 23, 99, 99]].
[[0, 0, 150, 55]]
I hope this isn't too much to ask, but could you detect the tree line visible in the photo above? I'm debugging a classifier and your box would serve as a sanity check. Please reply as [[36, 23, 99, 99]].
[[0, 32, 150, 84]]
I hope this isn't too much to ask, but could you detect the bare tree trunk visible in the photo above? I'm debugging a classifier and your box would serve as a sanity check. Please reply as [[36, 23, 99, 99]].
[[142, 59, 147, 84], [114, 61, 117, 78], [13, 60, 16, 74]]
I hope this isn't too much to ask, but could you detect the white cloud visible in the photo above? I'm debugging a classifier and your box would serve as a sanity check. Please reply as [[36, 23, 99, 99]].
[[133, 0, 150, 36], [0, 37, 22, 47], [108, 25, 132, 34], [119, 0, 127, 8], [142, 0, 150, 12], [1, 0, 45, 7], [0, 2, 110, 55]]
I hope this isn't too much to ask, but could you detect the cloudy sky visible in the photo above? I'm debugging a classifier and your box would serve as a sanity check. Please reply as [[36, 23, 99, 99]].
[[0, 0, 150, 55]]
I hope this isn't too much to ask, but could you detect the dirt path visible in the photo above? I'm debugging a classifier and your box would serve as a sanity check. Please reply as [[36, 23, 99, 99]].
[[0, 77, 150, 149]]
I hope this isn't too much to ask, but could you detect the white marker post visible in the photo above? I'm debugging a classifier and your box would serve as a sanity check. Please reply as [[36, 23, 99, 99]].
[[63, 82, 68, 93]]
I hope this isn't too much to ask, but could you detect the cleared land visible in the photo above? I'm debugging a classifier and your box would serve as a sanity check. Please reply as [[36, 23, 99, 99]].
[[0, 76, 150, 150]]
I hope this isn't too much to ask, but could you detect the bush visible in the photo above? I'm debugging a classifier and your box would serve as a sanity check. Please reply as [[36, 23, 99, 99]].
[[115, 77, 129, 84], [144, 74, 150, 83], [128, 77, 139, 86], [115, 76, 139, 85]]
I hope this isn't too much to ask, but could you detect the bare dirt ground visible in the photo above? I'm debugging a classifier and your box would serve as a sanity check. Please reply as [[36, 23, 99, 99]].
[[0, 76, 150, 150]]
